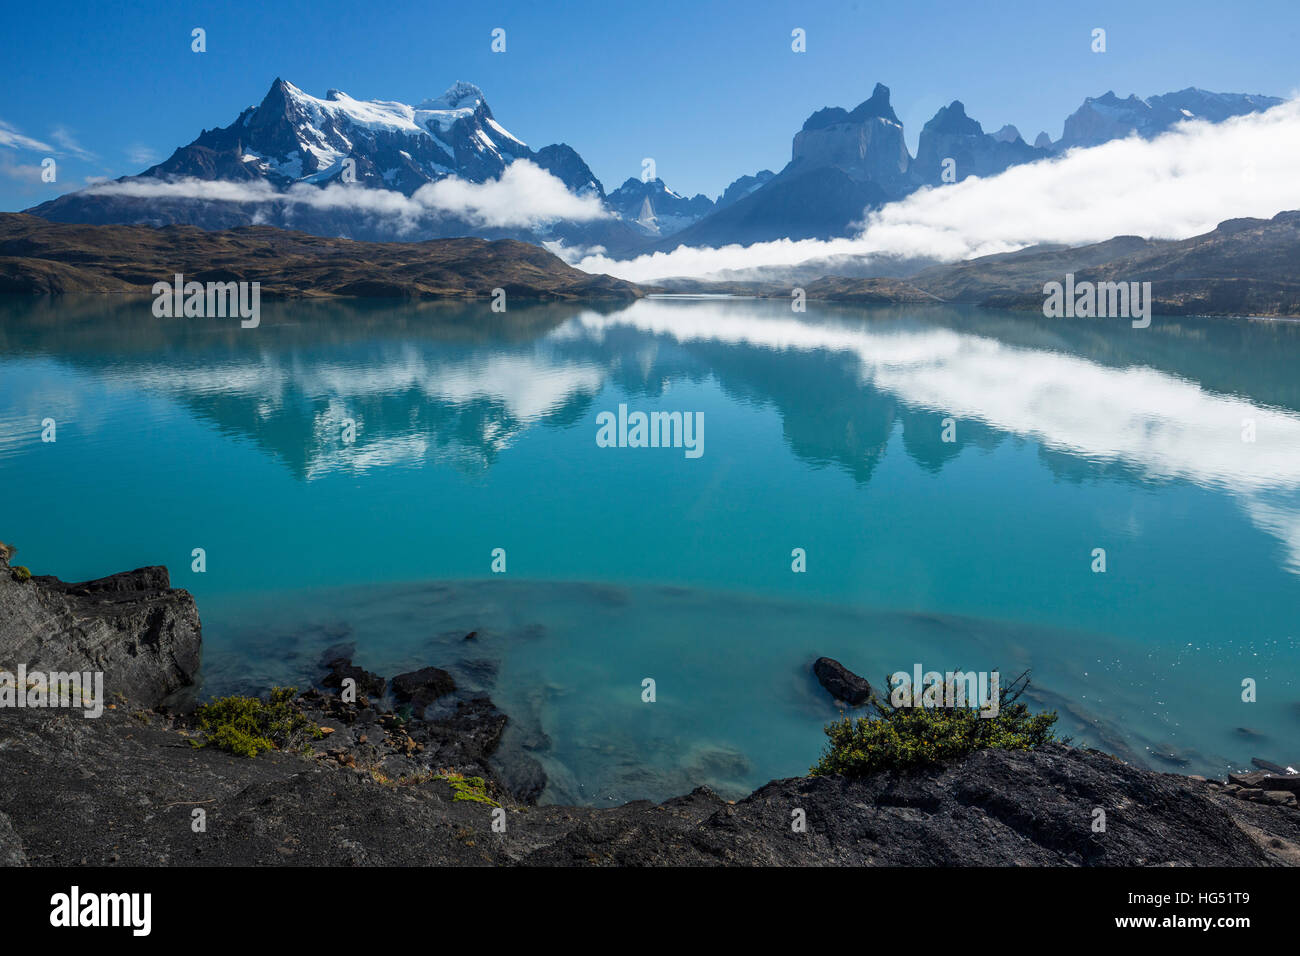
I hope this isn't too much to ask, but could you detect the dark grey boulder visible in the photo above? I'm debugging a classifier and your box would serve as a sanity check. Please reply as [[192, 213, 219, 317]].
[[813, 657, 872, 705], [0, 552, 201, 708], [491, 745, 548, 804], [321, 655, 386, 698], [391, 666, 456, 712], [0, 812, 26, 866], [1256, 790, 1299, 806], [1229, 770, 1273, 788]]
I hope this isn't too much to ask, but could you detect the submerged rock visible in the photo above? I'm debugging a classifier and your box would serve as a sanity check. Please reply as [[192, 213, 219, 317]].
[[1252, 757, 1293, 774], [1152, 747, 1195, 768], [813, 657, 872, 705], [455, 658, 499, 690]]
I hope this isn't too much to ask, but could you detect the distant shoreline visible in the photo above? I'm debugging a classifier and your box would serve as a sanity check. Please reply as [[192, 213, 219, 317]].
[[6, 210, 1300, 320], [0, 213, 642, 302]]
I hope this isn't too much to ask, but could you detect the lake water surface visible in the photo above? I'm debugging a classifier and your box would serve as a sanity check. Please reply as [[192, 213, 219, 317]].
[[2, 295, 1298, 804]]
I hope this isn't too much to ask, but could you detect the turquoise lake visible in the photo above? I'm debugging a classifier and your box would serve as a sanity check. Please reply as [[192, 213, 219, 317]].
[[2, 294, 1298, 804]]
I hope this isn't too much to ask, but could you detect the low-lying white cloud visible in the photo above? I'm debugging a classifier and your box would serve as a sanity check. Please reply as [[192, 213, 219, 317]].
[[87, 160, 609, 229], [574, 97, 1300, 282], [415, 162, 609, 227]]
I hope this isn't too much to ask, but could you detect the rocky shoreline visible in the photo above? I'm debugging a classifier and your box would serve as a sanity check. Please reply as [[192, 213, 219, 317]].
[[2, 550, 1299, 866]]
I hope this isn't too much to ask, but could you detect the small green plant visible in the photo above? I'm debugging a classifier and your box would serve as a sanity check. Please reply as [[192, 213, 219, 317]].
[[192, 686, 322, 758], [11, 565, 31, 582], [435, 770, 498, 806], [811, 670, 1062, 778]]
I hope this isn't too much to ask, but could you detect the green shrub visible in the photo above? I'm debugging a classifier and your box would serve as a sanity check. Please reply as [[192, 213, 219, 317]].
[[11, 565, 31, 582], [436, 771, 498, 806], [811, 670, 1062, 778], [192, 686, 322, 758]]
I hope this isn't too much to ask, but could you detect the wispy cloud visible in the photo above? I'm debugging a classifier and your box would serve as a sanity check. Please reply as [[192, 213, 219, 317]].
[[125, 143, 160, 167], [87, 160, 610, 229], [0, 154, 47, 183], [572, 97, 1300, 282], [0, 119, 54, 153], [50, 125, 96, 161]]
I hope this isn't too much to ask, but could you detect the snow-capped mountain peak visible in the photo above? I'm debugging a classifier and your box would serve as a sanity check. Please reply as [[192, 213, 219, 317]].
[[606, 176, 715, 237], [28, 76, 647, 252], [153, 78, 545, 195], [267, 78, 515, 146], [1057, 87, 1284, 149], [418, 81, 487, 113]]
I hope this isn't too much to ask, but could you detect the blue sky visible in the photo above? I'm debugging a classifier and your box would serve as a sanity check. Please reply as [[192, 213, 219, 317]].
[[2, 0, 1298, 211]]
